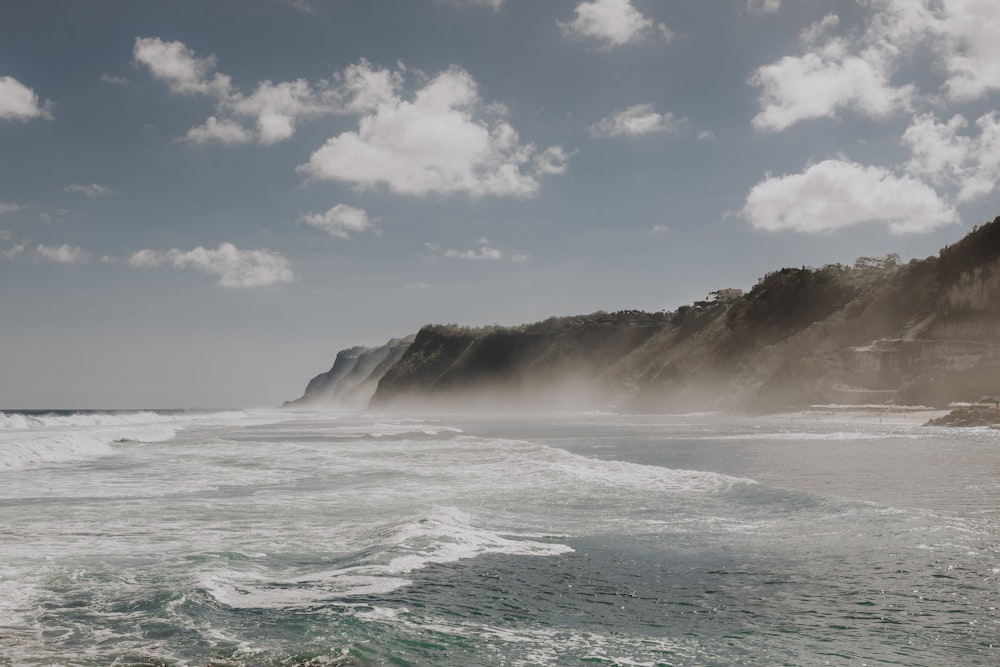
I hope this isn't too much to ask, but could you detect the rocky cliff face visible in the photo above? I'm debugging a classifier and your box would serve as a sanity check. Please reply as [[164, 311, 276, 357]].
[[369, 312, 670, 410], [284, 336, 414, 409], [290, 215, 1000, 412]]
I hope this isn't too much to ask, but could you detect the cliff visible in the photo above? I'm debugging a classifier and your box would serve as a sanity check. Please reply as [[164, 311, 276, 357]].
[[369, 311, 671, 410], [290, 214, 1000, 412], [284, 336, 415, 409]]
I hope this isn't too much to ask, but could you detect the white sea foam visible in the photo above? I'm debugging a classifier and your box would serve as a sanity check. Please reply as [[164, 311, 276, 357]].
[[200, 507, 572, 610], [450, 436, 755, 496], [0, 410, 250, 470], [0, 409, 252, 431], [0, 431, 118, 469], [0, 567, 38, 628], [381, 506, 573, 574]]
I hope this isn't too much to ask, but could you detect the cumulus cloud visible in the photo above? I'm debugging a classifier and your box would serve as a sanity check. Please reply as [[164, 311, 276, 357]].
[[184, 116, 252, 145], [1, 243, 24, 259], [532, 146, 570, 175], [0, 203, 20, 216], [100, 73, 131, 86], [128, 242, 293, 288], [750, 36, 912, 132], [136, 40, 567, 196], [135, 37, 339, 145], [284, 0, 317, 13], [903, 111, 1000, 203], [750, 0, 1000, 132], [742, 158, 959, 234], [0, 75, 52, 121], [133, 37, 233, 97], [229, 79, 327, 144], [64, 183, 112, 198], [426, 238, 506, 260], [35, 244, 88, 263], [747, 0, 781, 14], [931, 0, 1000, 101], [457, 0, 503, 8], [559, 0, 669, 47], [590, 104, 683, 137], [301, 204, 378, 239], [299, 62, 565, 197]]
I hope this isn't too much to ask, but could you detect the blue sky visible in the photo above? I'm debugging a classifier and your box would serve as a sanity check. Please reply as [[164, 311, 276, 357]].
[[2, 0, 999, 408]]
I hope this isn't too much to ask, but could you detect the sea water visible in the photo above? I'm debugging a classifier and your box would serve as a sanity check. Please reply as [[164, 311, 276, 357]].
[[0, 409, 997, 666]]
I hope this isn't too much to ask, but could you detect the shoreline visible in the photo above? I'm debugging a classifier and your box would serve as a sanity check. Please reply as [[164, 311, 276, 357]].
[[761, 404, 950, 424]]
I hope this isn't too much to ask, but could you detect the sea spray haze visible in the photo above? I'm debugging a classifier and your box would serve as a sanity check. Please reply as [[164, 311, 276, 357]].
[[1, 408, 998, 665]]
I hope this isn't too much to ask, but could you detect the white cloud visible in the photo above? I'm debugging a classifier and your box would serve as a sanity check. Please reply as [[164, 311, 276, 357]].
[[459, 0, 504, 9], [742, 158, 959, 234], [284, 0, 317, 14], [930, 0, 1000, 101], [100, 73, 131, 86], [445, 241, 503, 260], [0, 75, 52, 121], [1, 243, 24, 259], [750, 1, 1000, 132], [35, 244, 88, 263], [133, 37, 232, 97], [0, 203, 20, 216], [427, 238, 505, 260], [184, 116, 252, 145], [337, 59, 404, 114], [299, 63, 565, 197], [229, 79, 327, 144], [533, 146, 570, 175], [650, 224, 670, 235], [136, 41, 565, 197], [800, 14, 840, 47], [590, 104, 683, 137], [301, 204, 377, 239], [903, 111, 1000, 203], [747, 0, 781, 14], [128, 242, 293, 288], [559, 0, 666, 47], [135, 38, 367, 146], [64, 183, 112, 198], [750, 37, 912, 132]]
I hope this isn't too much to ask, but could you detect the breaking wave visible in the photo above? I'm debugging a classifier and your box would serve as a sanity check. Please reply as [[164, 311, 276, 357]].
[[0, 409, 246, 469]]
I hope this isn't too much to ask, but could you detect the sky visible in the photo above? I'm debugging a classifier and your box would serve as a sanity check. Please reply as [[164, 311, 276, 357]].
[[2, 0, 1000, 408]]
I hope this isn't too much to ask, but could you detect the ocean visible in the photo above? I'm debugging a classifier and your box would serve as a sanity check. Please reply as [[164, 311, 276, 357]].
[[0, 408, 997, 666]]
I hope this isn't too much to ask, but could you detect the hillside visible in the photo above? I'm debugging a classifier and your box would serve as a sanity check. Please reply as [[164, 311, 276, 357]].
[[289, 215, 1000, 412]]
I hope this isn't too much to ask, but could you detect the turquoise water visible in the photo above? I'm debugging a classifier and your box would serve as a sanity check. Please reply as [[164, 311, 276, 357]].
[[1, 410, 998, 665]]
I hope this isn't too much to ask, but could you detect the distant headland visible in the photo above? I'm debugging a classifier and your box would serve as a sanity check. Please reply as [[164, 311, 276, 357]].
[[286, 214, 1000, 418]]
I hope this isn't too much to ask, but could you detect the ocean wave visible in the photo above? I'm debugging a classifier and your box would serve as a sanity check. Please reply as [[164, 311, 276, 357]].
[[199, 506, 572, 610], [0, 409, 250, 431], [0, 409, 248, 470], [441, 435, 757, 497]]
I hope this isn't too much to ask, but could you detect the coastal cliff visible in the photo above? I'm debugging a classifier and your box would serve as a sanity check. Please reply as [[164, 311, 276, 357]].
[[291, 215, 1000, 412], [284, 336, 414, 409]]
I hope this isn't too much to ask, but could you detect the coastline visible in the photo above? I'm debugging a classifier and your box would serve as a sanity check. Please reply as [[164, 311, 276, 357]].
[[761, 404, 949, 425]]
